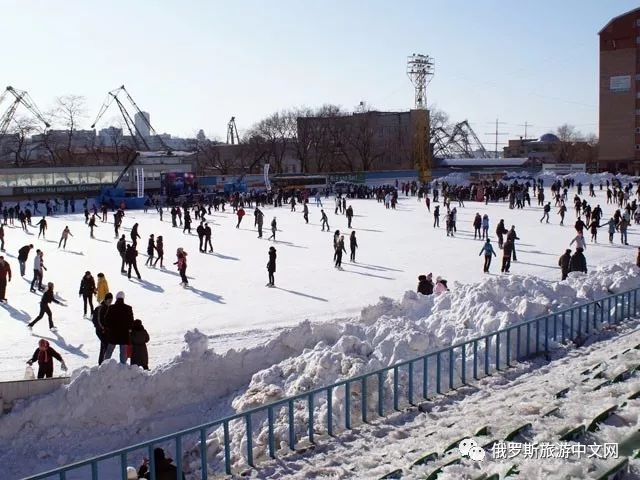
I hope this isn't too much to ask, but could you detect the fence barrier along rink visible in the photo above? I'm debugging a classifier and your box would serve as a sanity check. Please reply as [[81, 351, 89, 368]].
[[23, 286, 639, 480]]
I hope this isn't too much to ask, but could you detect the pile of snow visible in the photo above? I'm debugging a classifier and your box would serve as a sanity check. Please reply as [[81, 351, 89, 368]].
[[434, 170, 639, 187], [431, 172, 471, 186], [184, 262, 640, 475]]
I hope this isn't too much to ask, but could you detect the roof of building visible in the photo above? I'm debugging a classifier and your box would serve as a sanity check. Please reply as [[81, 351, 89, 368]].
[[437, 158, 529, 167], [599, 7, 640, 34], [538, 133, 560, 143]]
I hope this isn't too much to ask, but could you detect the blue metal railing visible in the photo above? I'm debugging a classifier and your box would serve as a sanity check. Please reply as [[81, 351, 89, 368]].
[[23, 287, 640, 480]]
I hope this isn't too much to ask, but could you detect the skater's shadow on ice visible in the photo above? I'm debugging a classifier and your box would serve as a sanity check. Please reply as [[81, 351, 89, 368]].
[[341, 268, 394, 280], [61, 250, 84, 256], [275, 287, 327, 302], [39, 332, 89, 359], [131, 278, 164, 293], [519, 249, 555, 256], [189, 287, 224, 304], [349, 262, 403, 273], [211, 252, 240, 261], [93, 238, 111, 243], [155, 268, 194, 280], [512, 260, 556, 269], [44, 239, 58, 244], [0, 302, 31, 322], [274, 241, 308, 249]]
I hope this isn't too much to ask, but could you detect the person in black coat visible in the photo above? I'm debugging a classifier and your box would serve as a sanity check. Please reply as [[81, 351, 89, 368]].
[[153, 236, 164, 268], [145, 234, 155, 266], [558, 249, 572, 280], [130, 223, 141, 248], [103, 291, 134, 363], [138, 448, 185, 480], [125, 244, 141, 280], [130, 319, 150, 370], [28, 282, 63, 330], [334, 235, 346, 269], [27, 339, 67, 378], [349, 231, 358, 262], [267, 246, 276, 287], [92, 293, 113, 365], [417, 274, 434, 295], [117, 235, 127, 273], [569, 247, 587, 274], [78, 271, 96, 317], [17, 244, 33, 276]]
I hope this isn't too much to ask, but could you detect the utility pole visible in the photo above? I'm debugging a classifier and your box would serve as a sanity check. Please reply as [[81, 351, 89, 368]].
[[517, 121, 534, 139], [484, 118, 508, 159]]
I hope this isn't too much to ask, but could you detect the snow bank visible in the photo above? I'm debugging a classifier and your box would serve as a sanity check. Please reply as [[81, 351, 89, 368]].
[[186, 262, 640, 475], [435, 170, 639, 187]]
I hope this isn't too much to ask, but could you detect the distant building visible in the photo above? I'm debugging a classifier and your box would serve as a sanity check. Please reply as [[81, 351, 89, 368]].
[[598, 7, 640, 173], [134, 111, 151, 139], [503, 133, 596, 168]]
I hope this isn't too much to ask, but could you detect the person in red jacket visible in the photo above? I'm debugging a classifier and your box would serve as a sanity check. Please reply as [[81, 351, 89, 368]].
[[27, 339, 67, 378], [236, 207, 245, 228], [0, 255, 11, 302]]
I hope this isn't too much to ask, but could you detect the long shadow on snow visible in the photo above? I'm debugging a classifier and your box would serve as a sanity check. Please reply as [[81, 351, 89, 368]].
[[273, 241, 308, 249], [37, 330, 89, 359], [0, 302, 31, 322], [347, 262, 403, 273], [340, 268, 394, 280], [189, 286, 225, 304], [130, 278, 164, 293], [211, 252, 240, 261], [274, 287, 328, 302]]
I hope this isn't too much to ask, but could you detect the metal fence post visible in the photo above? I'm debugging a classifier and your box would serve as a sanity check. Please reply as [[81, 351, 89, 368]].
[[327, 388, 333, 437], [246, 414, 254, 467], [378, 371, 384, 416], [345, 381, 351, 429], [473, 340, 479, 380], [120, 453, 127, 480], [224, 421, 231, 474], [422, 356, 428, 399], [506, 330, 511, 368], [544, 316, 549, 352], [461, 344, 467, 383], [436, 351, 442, 393], [200, 428, 208, 479], [362, 377, 368, 422], [484, 337, 490, 375], [516, 325, 521, 360], [526, 322, 531, 357], [393, 366, 400, 410], [288, 400, 295, 451], [175, 435, 182, 479], [268, 407, 275, 458], [308, 393, 314, 444], [408, 362, 414, 405], [449, 348, 455, 390]]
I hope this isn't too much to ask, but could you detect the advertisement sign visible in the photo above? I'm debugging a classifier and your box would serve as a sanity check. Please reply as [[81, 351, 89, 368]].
[[610, 75, 631, 92], [161, 172, 198, 197], [14, 184, 102, 195], [328, 172, 366, 184]]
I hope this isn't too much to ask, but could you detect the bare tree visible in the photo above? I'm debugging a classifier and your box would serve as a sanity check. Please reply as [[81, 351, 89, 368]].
[[50, 95, 88, 162], [4, 116, 38, 166]]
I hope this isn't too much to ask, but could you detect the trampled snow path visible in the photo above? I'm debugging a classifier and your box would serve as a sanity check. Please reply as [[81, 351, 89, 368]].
[[251, 322, 640, 480], [0, 188, 636, 381]]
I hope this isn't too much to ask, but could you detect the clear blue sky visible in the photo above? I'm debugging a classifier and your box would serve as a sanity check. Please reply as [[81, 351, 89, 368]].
[[1, 0, 637, 145]]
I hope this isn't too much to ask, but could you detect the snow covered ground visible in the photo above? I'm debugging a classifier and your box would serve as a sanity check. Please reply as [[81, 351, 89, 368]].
[[0, 181, 639, 479]]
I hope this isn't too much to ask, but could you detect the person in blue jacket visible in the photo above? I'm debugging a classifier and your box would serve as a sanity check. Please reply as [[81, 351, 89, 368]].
[[479, 238, 497, 273]]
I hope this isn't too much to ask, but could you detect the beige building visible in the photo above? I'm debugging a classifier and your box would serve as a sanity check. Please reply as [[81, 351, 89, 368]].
[[598, 7, 640, 173]]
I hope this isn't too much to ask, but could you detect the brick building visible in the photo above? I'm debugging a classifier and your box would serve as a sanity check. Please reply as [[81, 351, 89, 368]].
[[599, 7, 640, 173]]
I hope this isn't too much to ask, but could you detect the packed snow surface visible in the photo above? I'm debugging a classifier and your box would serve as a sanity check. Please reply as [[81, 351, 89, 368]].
[[0, 184, 638, 478]]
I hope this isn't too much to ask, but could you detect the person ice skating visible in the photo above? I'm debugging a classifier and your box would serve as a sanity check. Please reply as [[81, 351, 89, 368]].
[[434, 276, 449, 295], [417, 273, 434, 295], [569, 247, 587, 274], [79, 270, 97, 317], [0, 256, 11, 302], [36, 216, 47, 239], [320, 210, 330, 231], [346, 205, 354, 228], [117, 234, 127, 272], [558, 203, 567, 225], [236, 206, 245, 228], [125, 244, 142, 280], [88, 214, 98, 238], [574, 217, 586, 235], [496, 235, 512, 273], [28, 282, 62, 331], [92, 292, 112, 364], [606, 217, 616, 243], [570, 232, 587, 251], [204, 223, 213, 253], [333, 230, 341, 261], [349, 231, 358, 262], [130, 319, 150, 370], [588, 218, 600, 243], [175, 248, 188, 286], [473, 213, 482, 239], [506, 226, 519, 261], [540, 202, 551, 223], [30, 249, 46, 292], [96, 272, 109, 303], [58, 226, 73, 249], [433, 205, 440, 228], [481, 214, 489, 240], [334, 235, 346, 269], [266, 246, 277, 287], [196, 222, 205, 252], [0, 224, 4, 251], [290, 196, 296, 212], [153, 236, 164, 267], [268, 217, 277, 241], [103, 291, 134, 364], [254, 207, 264, 238], [145, 234, 155, 266], [495, 219, 507, 248], [17, 244, 33, 276], [303, 202, 309, 224], [27, 339, 66, 378], [479, 238, 497, 273], [137, 448, 185, 480], [558, 249, 572, 280], [131, 223, 141, 248], [620, 217, 629, 245]]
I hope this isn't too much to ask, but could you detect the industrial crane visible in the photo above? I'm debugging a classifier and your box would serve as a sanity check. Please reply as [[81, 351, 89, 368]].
[[226, 116, 239, 144], [91, 85, 170, 153], [0, 86, 50, 135]]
